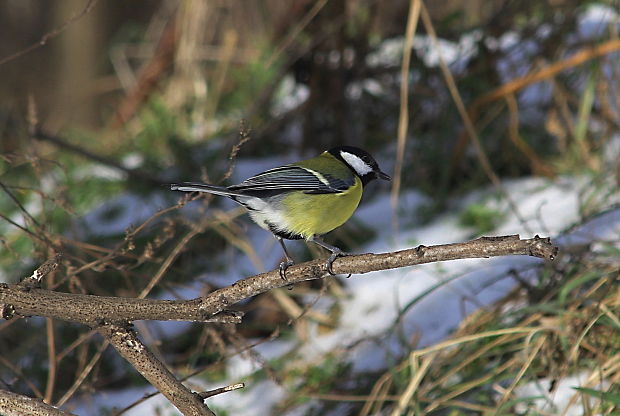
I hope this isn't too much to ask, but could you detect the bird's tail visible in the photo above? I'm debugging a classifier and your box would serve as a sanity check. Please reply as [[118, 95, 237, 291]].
[[170, 182, 244, 197]]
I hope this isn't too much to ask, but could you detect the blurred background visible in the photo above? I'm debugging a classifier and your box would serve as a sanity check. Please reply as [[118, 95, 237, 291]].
[[1, 0, 619, 415]]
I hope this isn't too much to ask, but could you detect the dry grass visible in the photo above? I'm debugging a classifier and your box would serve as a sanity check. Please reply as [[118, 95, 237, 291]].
[[336, 245, 620, 415]]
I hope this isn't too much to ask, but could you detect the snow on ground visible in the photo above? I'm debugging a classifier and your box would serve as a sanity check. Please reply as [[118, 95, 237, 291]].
[[198, 174, 619, 416], [512, 372, 611, 416]]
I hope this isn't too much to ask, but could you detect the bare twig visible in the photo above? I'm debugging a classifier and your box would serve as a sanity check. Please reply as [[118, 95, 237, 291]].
[[55, 341, 110, 407], [0, 356, 44, 399], [138, 222, 205, 299], [31, 130, 162, 187], [198, 383, 245, 399], [1, 235, 557, 326], [0, 0, 99, 66], [265, 0, 330, 68], [0, 389, 74, 416], [505, 94, 554, 176], [221, 121, 253, 182], [0, 283, 245, 325], [20, 253, 62, 289], [0, 182, 45, 231], [98, 323, 215, 416], [0, 212, 50, 247]]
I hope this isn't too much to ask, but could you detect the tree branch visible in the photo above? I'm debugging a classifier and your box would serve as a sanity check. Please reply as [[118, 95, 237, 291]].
[[1, 235, 557, 326], [0, 235, 557, 416], [98, 323, 214, 416], [0, 389, 74, 416], [194, 234, 557, 317], [0, 287, 243, 326]]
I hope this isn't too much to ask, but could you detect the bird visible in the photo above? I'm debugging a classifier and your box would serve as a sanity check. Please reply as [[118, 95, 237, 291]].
[[171, 145, 390, 278]]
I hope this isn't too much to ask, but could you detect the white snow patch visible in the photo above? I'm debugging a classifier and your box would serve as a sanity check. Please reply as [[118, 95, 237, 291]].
[[513, 372, 611, 415]]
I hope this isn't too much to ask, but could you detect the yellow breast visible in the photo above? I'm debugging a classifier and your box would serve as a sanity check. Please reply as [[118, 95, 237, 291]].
[[281, 176, 363, 239]]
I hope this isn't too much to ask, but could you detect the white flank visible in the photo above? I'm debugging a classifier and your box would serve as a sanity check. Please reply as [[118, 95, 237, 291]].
[[340, 151, 373, 176], [244, 197, 289, 234]]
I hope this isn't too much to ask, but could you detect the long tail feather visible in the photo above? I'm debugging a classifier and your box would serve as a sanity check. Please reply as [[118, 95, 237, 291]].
[[170, 182, 243, 197]]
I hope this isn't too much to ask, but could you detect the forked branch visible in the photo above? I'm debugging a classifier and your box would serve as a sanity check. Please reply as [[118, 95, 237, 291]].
[[0, 234, 557, 416]]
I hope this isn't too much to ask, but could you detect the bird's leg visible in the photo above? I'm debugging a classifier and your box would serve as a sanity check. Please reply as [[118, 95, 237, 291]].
[[309, 236, 352, 276], [276, 236, 295, 280]]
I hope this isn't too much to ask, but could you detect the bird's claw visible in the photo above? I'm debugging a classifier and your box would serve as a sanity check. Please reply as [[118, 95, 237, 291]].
[[325, 250, 352, 277], [279, 260, 295, 280]]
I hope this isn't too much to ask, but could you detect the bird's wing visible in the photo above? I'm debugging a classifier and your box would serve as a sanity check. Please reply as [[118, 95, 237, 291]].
[[229, 165, 353, 195]]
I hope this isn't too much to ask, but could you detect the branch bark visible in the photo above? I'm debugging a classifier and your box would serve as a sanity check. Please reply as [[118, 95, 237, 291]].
[[0, 389, 74, 416], [195, 234, 557, 317], [1, 235, 557, 326], [98, 323, 214, 416]]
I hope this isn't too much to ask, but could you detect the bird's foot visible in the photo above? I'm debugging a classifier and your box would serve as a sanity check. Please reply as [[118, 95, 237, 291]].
[[325, 250, 352, 277], [279, 259, 295, 280]]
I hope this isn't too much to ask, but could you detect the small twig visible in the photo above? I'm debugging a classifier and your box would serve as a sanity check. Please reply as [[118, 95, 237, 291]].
[[32, 130, 162, 187], [0, 182, 45, 231], [198, 383, 245, 399], [0, 0, 99, 66], [112, 14, 177, 126], [0, 389, 74, 416], [56, 329, 97, 361], [265, 0, 330, 68], [0, 212, 50, 247], [505, 94, 554, 177], [55, 340, 110, 407], [20, 253, 62, 289], [221, 121, 253, 182], [472, 38, 620, 114], [138, 225, 204, 299], [0, 356, 45, 399], [98, 323, 215, 416]]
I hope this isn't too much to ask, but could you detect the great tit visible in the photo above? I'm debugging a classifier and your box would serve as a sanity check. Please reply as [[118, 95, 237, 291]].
[[171, 145, 390, 277]]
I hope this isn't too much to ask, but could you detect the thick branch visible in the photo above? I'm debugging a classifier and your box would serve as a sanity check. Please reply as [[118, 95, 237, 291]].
[[98, 323, 214, 416], [0, 287, 242, 326], [0, 235, 556, 325], [0, 390, 73, 416]]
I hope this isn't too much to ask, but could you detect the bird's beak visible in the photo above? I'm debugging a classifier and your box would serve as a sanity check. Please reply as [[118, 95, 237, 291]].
[[376, 170, 391, 181]]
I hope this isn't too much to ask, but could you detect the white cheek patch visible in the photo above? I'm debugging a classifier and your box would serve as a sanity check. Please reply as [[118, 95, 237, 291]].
[[340, 151, 373, 176]]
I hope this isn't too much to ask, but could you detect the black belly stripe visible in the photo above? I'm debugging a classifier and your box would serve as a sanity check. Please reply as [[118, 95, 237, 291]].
[[266, 222, 304, 240]]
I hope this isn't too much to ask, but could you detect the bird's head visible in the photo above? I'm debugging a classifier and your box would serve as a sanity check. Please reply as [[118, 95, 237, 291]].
[[328, 146, 391, 186]]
